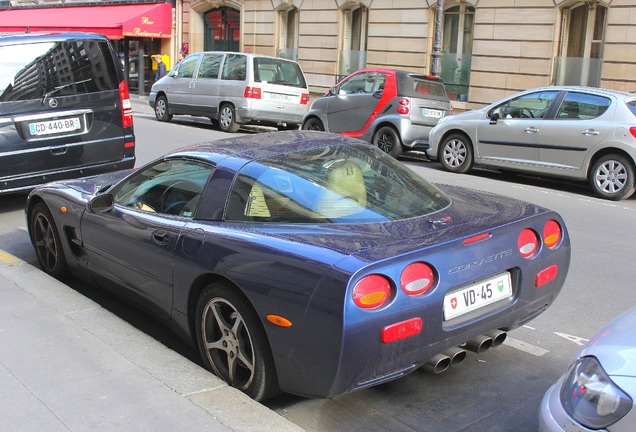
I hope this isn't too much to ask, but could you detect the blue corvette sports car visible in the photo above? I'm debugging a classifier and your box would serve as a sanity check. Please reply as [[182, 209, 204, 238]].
[[26, 131, 571, 401]]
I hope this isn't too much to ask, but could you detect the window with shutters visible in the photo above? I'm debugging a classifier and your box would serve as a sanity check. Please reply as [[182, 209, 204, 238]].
[[440, 2, 474, 102], [277, 7, 299, 61], [338, 5, 368, 77]]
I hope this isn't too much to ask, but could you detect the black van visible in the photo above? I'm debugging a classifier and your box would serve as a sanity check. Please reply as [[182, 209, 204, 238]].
[[0, 32, 135, 194]]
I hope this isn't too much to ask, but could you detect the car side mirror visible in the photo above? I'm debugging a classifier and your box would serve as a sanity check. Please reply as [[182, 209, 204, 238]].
[[89, 194, 114, 213], [489, 109, 500, 124]]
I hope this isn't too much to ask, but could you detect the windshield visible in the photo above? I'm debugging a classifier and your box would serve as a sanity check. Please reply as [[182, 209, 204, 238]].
[[226, 143, 451, 223], [254, 57, 307, 88]]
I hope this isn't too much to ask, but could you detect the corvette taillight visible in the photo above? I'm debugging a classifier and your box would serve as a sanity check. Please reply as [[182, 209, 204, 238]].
[[397, 98, 410, 115], [244, 86, 262, 99], [119, 80, 133, 128], [543, 220, 562, 249], [518, 229, 539, 259], [400, 262, 436, 296], [353, 274, 392, 309]]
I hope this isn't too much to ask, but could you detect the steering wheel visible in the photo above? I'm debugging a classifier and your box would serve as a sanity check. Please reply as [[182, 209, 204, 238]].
[[160, 181, 198, 214], [520, 107, 534, 118]]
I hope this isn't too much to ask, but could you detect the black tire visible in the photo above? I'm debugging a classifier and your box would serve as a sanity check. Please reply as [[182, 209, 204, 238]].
[[372, 126, 403, 158], [195, 282, 279, 401], [301, 117, 325, 131], [154, 95, 172, 122], [29, 202, 69, 279], [218, 104, 240, 133], [439, 133, 474, 173], [589, 154, 635, 200]]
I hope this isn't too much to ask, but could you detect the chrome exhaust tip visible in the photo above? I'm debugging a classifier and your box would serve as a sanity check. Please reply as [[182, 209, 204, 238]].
[[464, 334, 494, 353], [485, 329, 507, 348], [443, 347, 467, 367], [422, 353, 452, 374]]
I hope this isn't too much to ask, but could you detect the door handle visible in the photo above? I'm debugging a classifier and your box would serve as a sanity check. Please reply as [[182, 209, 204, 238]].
[[582, 129, 600, 136], [523, 127, 539, 134], [152, 229, 170, 246]]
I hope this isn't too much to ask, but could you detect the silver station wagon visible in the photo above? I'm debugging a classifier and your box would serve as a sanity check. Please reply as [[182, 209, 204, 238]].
[[427, 86, 636, 201], [149, 52, 310, 132]]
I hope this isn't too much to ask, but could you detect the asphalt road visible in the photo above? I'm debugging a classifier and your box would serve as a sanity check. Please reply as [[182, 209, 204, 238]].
[[1, 98, 634, 431]]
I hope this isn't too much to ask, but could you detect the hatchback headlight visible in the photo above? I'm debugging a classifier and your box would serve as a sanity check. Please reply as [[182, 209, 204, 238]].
[[560, 356, 632, 429]]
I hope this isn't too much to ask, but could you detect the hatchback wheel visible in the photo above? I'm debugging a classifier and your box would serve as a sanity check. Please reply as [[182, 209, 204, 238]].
[[30, 202, 69, 279], [195, 282, 279, 401], [372, 126, 402, 158], [154, 95, 172, 122], [589, 154, 635, 200], [219, 104, 240, 133], [302, 117, 325, 131], [440, 133, 474, 173]]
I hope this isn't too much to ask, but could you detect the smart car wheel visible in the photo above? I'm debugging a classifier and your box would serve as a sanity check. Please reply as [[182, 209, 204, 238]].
[[372, 126, 403, 158], [154, 95, 172, 122], [302, 117, 325, 131], [440, 133, 474, 173], [589, 154, 635, 201], [219, 104, 240, 133], [29, 202, 69, 279], [196, 282, 279, 401]]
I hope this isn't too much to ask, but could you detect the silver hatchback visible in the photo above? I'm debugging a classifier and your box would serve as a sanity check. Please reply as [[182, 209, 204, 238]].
[[427, 86, 636, 200], [149, 52, 310, 132]]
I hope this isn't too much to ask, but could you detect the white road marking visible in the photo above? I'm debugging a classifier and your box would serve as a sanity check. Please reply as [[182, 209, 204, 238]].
[[554, 332, 589, 347], [503, 336, 549, 357]]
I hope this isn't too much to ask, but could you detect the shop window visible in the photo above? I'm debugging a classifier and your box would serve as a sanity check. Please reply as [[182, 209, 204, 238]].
[[554, 2, 606, 86], [441, 2, 474, 101]]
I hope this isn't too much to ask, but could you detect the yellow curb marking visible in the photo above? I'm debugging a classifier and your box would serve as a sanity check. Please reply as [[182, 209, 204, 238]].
[[0, 251, 21, 264]]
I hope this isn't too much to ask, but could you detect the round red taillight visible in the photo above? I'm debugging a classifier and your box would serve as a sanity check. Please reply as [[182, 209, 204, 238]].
[[543, 220, 562, 249], [400, 262, 436, 296], [353, 275, 392, 309], [518, 228, 539, 259], [397, 98, 410, 115]]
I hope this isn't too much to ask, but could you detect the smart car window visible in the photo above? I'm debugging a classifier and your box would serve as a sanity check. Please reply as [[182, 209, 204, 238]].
[[226, 144, 451, 223], [556, 92, 611, 120], [197, 54, 223, 79], [0, 40, 119, 102], [498, 91, 558, 119], [114, 159, 214, 217], [221, 54, 247, 81], [339, 73, 377, 95], [176, 55, 199, 78]]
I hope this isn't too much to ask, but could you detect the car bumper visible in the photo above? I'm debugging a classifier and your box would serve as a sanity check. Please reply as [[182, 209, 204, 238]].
[[235, 103, 308, 127]]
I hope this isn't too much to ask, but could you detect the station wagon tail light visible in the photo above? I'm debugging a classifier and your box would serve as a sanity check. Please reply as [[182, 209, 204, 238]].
[[353, 274, 392, 309], [119, 80, 133, 128], [397, 98, 410, 115], [630, 126, 636, 139], [244, 86, 262, 99], [518, 229, 539, 259], [400, 262, 436, 296], [301, 93, 310, 105], [543, 220, 562, 249]]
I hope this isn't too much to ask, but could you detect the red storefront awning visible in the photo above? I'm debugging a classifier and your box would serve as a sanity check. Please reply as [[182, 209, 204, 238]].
[[0, 3, 172, 40]]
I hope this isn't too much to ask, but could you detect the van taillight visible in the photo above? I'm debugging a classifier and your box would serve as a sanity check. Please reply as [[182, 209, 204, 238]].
[[119, 80, 133, 128], [244, 86, 262, 99], [301, 93, 310, 105]]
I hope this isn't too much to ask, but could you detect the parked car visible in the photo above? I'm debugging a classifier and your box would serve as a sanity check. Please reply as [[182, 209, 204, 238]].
[[539, 306, 636, 431], [0, 32, 135, 195], [427, 86, 636, 200], [302, 68, 451, 157], [149, 52, 310, 132], [26, 131, 570, 401]]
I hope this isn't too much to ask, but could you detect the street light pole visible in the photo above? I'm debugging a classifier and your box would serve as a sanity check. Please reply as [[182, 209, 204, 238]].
[[430, 0, 445, 77]]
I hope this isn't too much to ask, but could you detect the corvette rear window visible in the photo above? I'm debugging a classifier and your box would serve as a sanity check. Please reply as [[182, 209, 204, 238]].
[[226, 144, 451, 223]]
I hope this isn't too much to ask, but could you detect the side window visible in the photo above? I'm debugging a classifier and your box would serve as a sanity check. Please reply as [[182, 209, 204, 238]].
[[221, 54, 247, 81], [339, 72, 377, 95], [197, 54, 223, 79], [556, 92, 611, 120], [496, 91, 559, 119], [176, 55, 199, 79], [114, 159, 214, 217]]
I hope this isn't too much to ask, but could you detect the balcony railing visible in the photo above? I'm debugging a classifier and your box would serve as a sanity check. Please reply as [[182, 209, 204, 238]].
[[553, 57, 602, 87], [440, 53, 471, 101]]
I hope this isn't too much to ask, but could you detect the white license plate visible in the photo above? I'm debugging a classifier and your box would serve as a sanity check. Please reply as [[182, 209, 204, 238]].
[[29, 118, 81, 136], [422, 108, 443, 118], [269, 93, 292, 102], [443, 272, 512, 320]]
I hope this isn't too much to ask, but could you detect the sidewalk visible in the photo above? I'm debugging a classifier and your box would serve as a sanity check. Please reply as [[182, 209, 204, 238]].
[[0, 250, 303, 432]]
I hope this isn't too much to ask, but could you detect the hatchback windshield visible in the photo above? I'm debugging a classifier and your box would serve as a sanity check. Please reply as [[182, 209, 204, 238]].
[[226, 143, 451, 223], [254, 57, 306, 88]]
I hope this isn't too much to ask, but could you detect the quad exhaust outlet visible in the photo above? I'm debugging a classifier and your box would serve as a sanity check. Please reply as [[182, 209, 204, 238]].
[[422, 330, 507, 373]]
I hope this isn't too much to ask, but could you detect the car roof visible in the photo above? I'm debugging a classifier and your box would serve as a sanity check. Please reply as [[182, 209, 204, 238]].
[[165, 131, 368, 164], [524, 85, 635, 98], [186, 51, 298, 62], [353, 68, 444, 83], [0, 31, 109, 44]]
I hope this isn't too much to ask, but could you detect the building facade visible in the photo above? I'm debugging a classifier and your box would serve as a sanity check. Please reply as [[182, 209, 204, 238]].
[[180, 0, 636, 110]]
